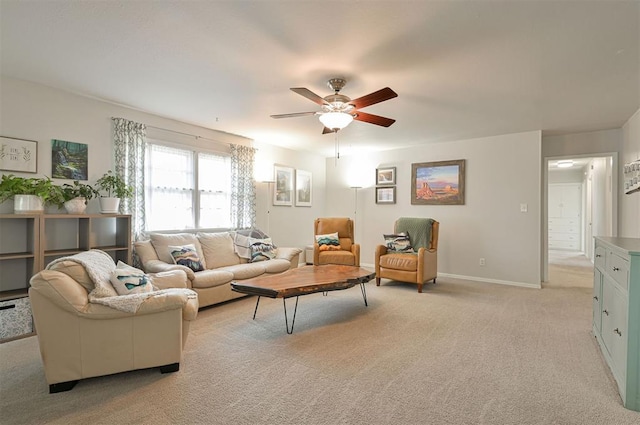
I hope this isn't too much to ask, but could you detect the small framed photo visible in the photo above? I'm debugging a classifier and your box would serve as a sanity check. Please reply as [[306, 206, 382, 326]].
[[295, 169, 312, 207], [376, 186, 396, 204], [0, 136, 38, 173], [274, 164, 294, 206], [376, 166, 396, 185]]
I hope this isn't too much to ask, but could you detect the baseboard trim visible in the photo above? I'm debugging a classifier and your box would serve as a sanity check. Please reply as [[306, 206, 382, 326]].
[[437, 273, 541, 289]]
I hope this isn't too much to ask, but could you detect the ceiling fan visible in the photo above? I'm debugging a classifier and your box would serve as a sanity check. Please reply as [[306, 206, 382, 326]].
[[270, 78, 398, 134]]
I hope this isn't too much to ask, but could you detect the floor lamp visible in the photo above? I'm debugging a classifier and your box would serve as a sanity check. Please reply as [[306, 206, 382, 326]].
[[350, 186, 361, 241], [262, 181, 274, 234]]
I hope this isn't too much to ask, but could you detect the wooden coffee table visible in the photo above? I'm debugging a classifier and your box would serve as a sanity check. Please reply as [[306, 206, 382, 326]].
[[231, 265, 375, 334]]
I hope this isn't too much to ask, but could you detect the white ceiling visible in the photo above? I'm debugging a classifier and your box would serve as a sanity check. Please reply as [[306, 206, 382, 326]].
[[1, 1, 638, 157]]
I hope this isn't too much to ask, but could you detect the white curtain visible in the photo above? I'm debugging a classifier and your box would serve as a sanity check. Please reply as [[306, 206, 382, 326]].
[[112, 118, 146, 249], [230, 144, 256, 229]]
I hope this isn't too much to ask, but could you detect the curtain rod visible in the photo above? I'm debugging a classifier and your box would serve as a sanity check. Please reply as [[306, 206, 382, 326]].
[[144, 124, 222, 144]]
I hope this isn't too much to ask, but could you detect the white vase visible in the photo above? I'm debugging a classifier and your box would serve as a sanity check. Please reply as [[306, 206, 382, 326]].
[[14, 194, 44, 214], [99, 197, 120, 214], [64, 197, 87, 214]]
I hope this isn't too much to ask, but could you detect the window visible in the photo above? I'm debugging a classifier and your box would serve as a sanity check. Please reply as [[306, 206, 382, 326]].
[[145, 143, 231, 231]]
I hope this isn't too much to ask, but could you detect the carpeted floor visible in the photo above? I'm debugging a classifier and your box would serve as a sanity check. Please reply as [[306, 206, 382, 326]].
[[1, 259, 639, 424]]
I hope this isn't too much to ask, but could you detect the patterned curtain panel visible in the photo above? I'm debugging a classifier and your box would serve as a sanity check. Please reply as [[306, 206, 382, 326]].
[[112, 118, 147, 250], [230, 144, 256, 229]]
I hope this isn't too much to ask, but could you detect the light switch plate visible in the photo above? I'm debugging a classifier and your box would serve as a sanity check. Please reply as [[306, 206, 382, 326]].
[[520, 203, 528, 212]]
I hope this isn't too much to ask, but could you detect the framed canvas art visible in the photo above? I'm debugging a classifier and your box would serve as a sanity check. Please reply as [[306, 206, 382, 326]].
[[295, 169, 312, 207], [0, 137, 37, 173], [51, 139, 88, 180], [411, 159, 465, 205], [376, 166, 396, 185], [273, 165, 294, 206], [376, 186, 396, 204]]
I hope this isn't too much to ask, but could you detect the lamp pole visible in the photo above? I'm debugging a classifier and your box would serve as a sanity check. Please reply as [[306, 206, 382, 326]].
[[350, 186, 362, 241], [262, 181, 274, 234]]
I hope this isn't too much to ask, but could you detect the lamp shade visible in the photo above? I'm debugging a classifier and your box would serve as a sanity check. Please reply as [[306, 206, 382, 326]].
[[319, 112, 353, 130]]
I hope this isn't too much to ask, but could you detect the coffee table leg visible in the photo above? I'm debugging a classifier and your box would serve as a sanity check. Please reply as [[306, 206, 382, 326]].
[[360, 283, 368, 307], [252, 296, 261, 320], [283, 296, 300, 334]]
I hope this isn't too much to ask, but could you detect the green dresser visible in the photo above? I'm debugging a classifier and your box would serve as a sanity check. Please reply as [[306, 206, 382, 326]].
[[593, 237, 640, 411]]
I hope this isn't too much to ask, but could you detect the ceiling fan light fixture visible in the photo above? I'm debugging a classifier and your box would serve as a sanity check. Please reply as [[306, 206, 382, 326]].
[[557, 160, 574, 168], [319, 112, 353, 130]]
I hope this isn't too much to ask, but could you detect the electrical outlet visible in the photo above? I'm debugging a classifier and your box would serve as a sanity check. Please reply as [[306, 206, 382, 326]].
[[479, 258, 486, 266]]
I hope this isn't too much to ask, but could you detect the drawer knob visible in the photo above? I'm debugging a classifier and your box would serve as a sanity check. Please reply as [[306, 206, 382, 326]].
[[614, 328, 622, 336], [603, 309, 609, 316], [596, 254, 602, 258], [593, 296, 598, 301], [613, 267, 619, 272]]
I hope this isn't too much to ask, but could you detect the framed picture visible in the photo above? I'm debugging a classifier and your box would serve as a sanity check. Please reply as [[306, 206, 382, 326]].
[[0, 136, 37, 173], [273, 164, 294, 206], [376, 186, 396, 204], [295, 169, 312, 207], [411, 159, 465, 205], [51, 139, 88, 180], [376, 166, 396, 185]]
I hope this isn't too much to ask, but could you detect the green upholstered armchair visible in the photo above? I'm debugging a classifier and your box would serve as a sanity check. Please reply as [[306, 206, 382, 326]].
[[375, 217, 439, 293]]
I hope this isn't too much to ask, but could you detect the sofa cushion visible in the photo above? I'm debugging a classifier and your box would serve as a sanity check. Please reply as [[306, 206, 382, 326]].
[[263, 258, 291, 274], [109, 261, 153, 295], [249, 238, 276, 262], [149, 233, 207, 269], [47, 260, 95, 293], [197, 232, 240, 268], [190, 269, 235, 289], [168, 244, 205, 272], [218, 262, 266, 280]]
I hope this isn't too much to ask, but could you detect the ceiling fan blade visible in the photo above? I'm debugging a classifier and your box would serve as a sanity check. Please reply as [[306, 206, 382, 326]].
[[353, 111, 396, 127], [322, 126, 335, 134], [270, 112, 317, 119], [350, 87, 398, 109], [291, 88, 329, 105]]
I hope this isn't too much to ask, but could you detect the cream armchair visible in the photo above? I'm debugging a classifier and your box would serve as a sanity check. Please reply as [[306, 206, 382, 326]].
[[29, 258, 198, 393], [375, 217, 439, 293], [314, 217, 360, 266]]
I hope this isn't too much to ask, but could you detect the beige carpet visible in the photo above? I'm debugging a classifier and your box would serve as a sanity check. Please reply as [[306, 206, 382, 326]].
[[2, 264, 639, 424]]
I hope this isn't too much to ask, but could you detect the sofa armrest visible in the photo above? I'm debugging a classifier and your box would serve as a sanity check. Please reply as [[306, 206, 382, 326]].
[[150, 270, 189, 290], [275, 247, 302, 261], [29, 270, 89, 315], [143, 260, 195, 281], [136, 289, 198, 320]]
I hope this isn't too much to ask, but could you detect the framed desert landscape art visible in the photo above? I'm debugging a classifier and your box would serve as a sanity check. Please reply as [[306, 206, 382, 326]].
[[411, 159, 465, 205], [376, 166, 396, 185]]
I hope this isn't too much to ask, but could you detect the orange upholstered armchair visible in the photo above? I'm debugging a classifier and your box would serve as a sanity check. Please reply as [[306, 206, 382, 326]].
[[375, 217, 439, 293], [313, 217, 360, 266]]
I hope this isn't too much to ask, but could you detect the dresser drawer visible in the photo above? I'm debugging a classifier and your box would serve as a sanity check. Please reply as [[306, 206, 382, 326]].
[[607, 251, 629, 291], [548, 224, 579, 234], [549, 240, 580, 250], [549, 218, 580, 227], [594, 246, 606, 269], [549, 232, 579, 242], [0, 297, 33, 340]]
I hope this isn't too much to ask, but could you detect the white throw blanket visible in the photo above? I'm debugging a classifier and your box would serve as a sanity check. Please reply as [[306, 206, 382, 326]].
[[46, 250, 195, 313]]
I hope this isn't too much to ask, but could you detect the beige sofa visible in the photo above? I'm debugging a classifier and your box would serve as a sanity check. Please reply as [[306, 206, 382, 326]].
[[134, 231, 302, 308], [29, 257, 198, 393]]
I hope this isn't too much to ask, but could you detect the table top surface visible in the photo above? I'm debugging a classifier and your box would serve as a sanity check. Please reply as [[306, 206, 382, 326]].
[[231, 265, 375, 298]]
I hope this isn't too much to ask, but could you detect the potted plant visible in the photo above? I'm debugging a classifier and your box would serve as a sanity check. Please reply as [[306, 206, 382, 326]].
[[95, 170, 133, 213], [0, 174, 59, 213], [50, 180, 100, 214]]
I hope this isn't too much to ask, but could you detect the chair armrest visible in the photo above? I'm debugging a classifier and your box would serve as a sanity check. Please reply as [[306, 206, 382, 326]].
[[375, 245, 388, 275], [143, 260, 195, 281], [150, 270, 189, 290], [351, 243, 361, 267], [136, 289, 198, 320], [417, 247, 438, 282], [29, 270, 89, 315]]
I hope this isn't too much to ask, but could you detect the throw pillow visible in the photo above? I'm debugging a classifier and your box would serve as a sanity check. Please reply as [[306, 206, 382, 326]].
[[109, 261, 153, 296], [168, 244, 205, 272], [249, 238, 276, 262], [384, 232, 414, 253], [315, 232, 341, 251]]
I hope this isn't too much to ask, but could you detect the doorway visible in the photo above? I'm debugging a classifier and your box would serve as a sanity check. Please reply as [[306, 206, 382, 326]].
[[543, 154, 617, 282]]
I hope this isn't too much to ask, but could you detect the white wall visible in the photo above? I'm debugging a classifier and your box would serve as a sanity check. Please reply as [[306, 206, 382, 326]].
[[324, 131, 542, 288], [621, 108, 640, 237]]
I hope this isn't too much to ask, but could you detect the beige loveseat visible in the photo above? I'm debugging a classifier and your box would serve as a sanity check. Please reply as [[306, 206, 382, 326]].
[[134, 231, 302, 308], [29, 252, 198, 393]]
